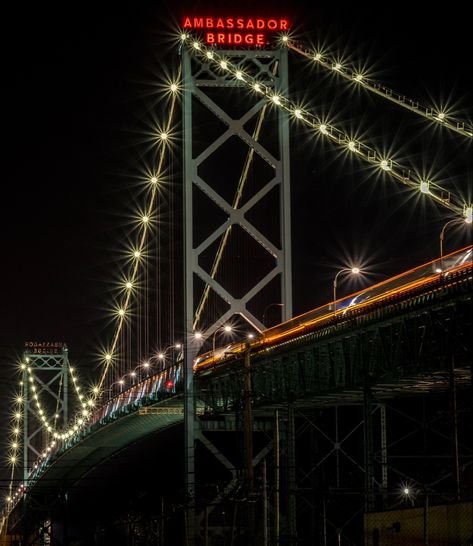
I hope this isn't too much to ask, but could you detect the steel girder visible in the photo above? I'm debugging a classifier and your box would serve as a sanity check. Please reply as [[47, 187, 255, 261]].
[[198, 276, 472, 413]]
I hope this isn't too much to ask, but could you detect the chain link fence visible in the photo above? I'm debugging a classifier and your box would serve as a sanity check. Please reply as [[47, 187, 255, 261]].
[[364, 501, 473, 545]]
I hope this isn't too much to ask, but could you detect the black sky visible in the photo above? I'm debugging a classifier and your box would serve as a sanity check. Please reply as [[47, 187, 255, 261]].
[[0, 1, 471, 438]]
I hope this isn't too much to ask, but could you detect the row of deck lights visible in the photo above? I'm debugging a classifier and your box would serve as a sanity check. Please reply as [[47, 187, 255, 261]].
[[183, 34, 472, 221], [106, 343, 184, 392]]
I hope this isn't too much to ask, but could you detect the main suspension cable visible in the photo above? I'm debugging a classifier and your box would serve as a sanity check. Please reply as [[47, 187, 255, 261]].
[[183, 35, 471, 220], [286, 39, 473, 140]]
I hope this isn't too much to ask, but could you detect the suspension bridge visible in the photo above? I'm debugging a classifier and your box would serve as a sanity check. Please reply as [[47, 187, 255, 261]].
[[1, 19, 472, 546]]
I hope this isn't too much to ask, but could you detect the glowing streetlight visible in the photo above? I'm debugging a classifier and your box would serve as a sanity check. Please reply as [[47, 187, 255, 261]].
[[439, 217, 471, 269], [155, 342, 183, 368], [126, 360, 152, 383], [212, 325, 232, 352], [333, 267, 361, 315], [400, 482, 416, 506]]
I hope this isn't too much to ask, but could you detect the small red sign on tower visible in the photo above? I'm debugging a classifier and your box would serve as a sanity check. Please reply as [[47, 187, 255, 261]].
[[24, 341, 66, 355]]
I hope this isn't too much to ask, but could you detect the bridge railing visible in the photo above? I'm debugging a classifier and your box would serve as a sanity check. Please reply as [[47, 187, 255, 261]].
[[265, 245, 472, 339], [90, 363, 183, 427], [22, 362, 183, 490], [194, 246, 472, 372]]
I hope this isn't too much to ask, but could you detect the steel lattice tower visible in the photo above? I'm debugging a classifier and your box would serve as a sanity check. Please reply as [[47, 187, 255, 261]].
[[22, 344, 70, 482], [182, 46, 293, 344], [182, 45, 292, 541]]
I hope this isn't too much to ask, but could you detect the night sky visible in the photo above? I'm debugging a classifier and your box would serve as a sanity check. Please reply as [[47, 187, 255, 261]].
[[0, 1, 471, 488]]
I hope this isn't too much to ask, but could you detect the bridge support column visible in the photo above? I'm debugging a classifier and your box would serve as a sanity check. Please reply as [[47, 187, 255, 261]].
[[243, 347, 255, 539], [287, 407, 297, 545], [363, 379, 375, 512], [182, 45, 198, 546], [278, 407, 297, 543], [181, 40, 292, 546], [274, 410, 280, 545], [183, 340, 197, 546], [183, 322, 198, 544], [380, 403, 388, 508], [449, 356, 461, 501]]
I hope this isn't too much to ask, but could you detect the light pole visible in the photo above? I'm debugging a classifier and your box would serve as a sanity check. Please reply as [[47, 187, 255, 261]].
[[105, 379, 125, 398], [212, 324, 232, 352], [262, 303, 284, 327], [156, 342, 182, 368], [401, 485, 415, 507], [439, 217, 471, 269], [333, 267, 361, 315], [138, 360, 151, 380]]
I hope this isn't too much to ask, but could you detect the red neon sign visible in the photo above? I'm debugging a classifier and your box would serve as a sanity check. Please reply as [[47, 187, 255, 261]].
[[182, 16, 290, 46]]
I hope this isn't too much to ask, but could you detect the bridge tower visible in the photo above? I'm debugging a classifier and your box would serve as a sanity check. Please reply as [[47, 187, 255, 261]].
[[182, 44, 292, 540], [21, 343, 70, 482], [182, 46, 292, 337]]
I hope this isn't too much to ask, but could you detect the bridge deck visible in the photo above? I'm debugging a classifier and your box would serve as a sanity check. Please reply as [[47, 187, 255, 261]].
[[6, 248, 472, 530], [197, 255, 472, 410]]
